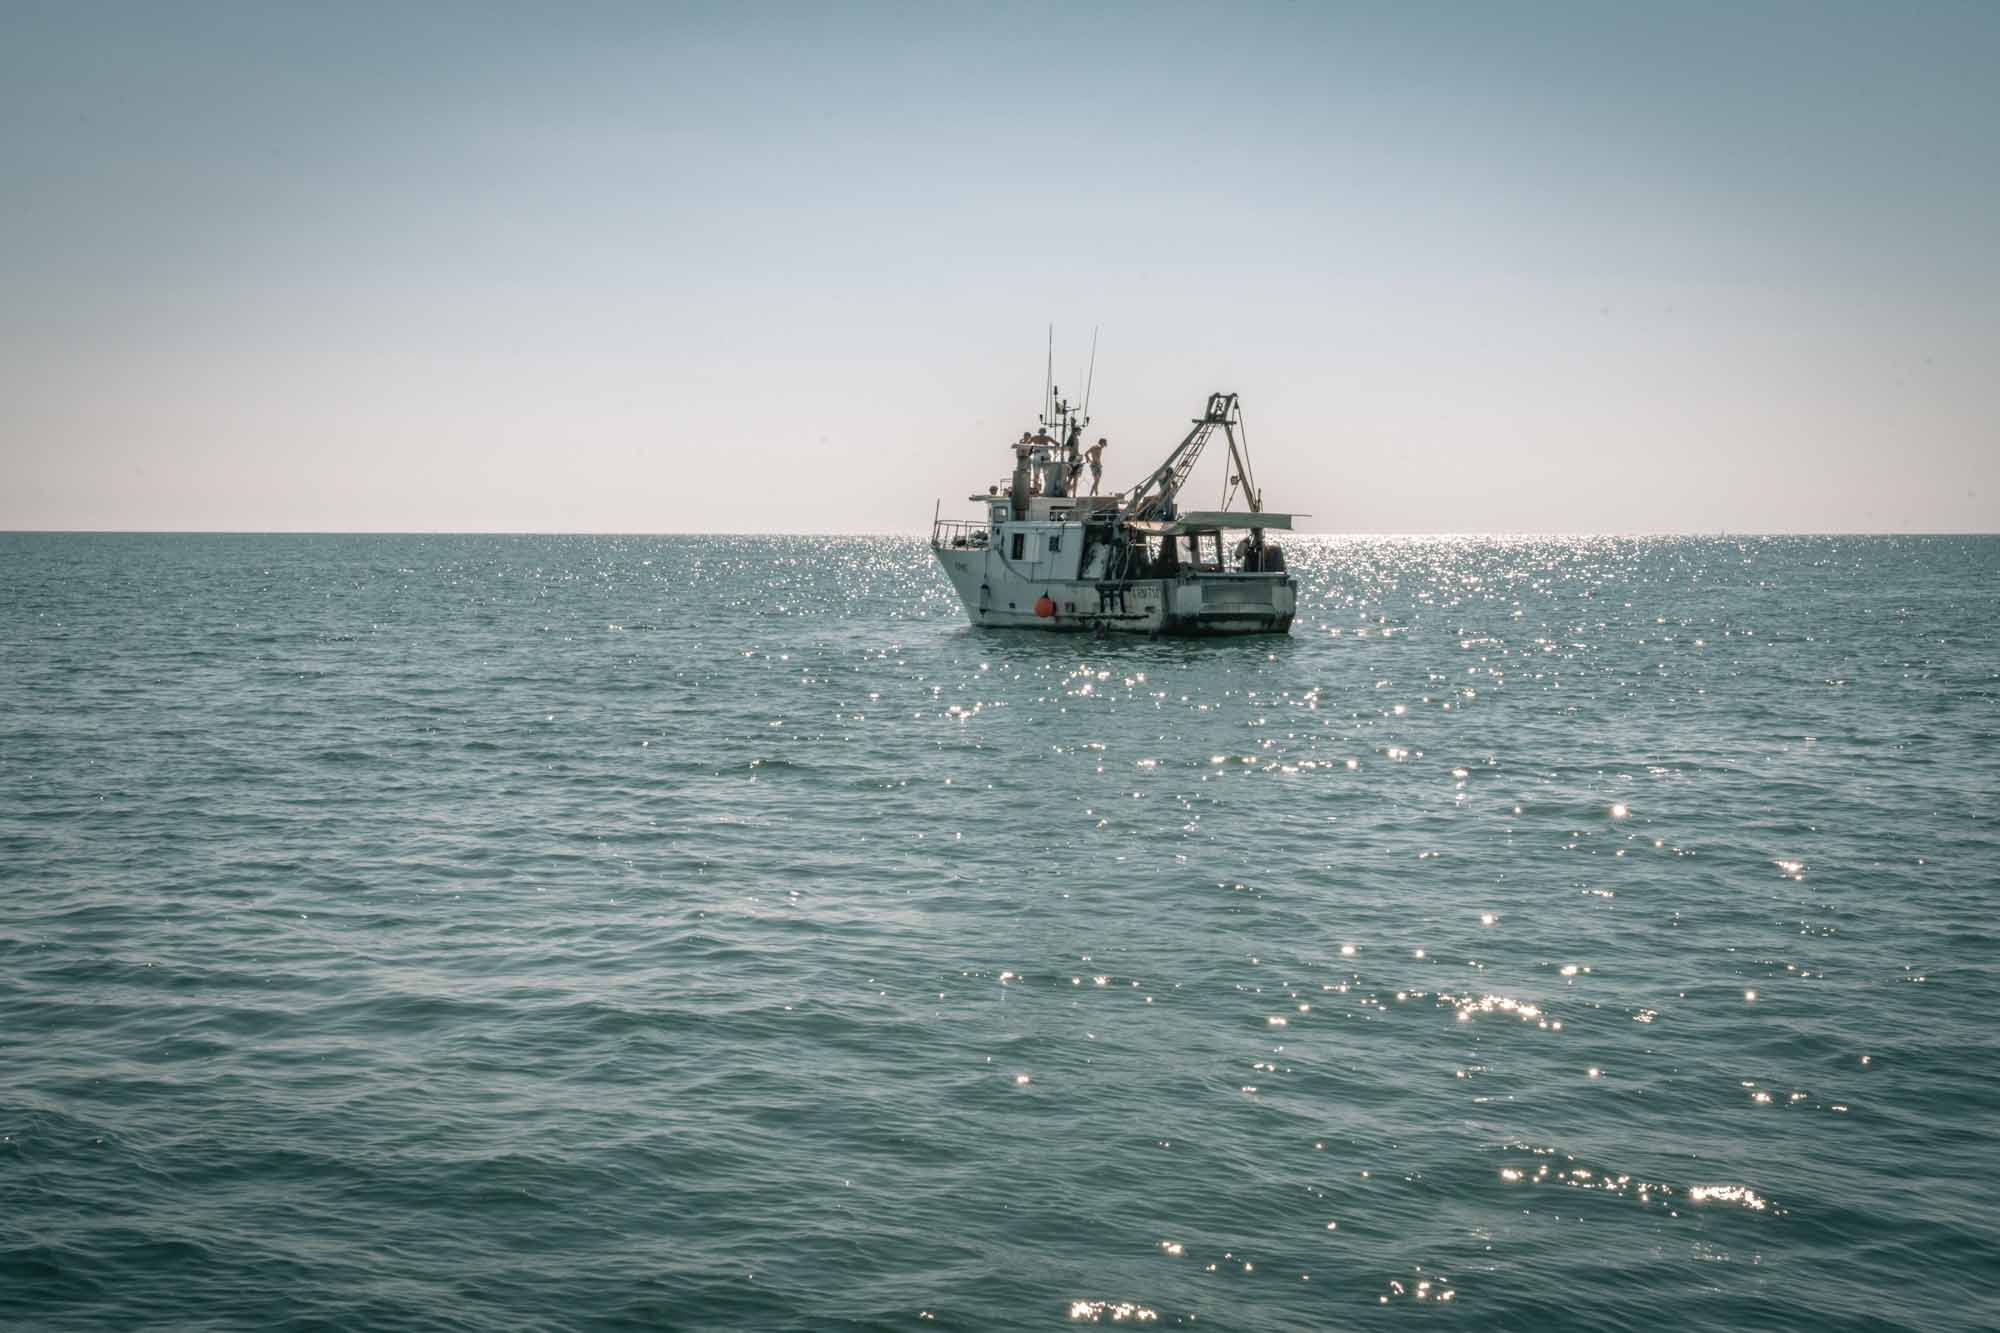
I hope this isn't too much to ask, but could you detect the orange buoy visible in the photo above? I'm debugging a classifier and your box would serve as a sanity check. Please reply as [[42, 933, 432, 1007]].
[[1034, 594, 1056, 619]]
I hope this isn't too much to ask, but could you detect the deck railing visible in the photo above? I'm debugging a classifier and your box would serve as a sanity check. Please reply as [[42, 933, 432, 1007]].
[[931, 518, 990, 549]]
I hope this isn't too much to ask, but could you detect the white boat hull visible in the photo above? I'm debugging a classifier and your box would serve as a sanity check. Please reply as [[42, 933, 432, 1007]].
[[931, 545, 1295, 635]]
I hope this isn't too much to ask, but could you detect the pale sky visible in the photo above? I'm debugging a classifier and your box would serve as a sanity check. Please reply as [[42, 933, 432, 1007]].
[[4, 1, 1995, 533]]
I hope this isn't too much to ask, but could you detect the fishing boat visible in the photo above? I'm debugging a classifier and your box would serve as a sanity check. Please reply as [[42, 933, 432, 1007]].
[[930, 388, 1297, 635]]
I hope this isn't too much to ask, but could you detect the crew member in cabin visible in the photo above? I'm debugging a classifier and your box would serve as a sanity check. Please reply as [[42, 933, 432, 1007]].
[[1086, 438, 1108, 495]]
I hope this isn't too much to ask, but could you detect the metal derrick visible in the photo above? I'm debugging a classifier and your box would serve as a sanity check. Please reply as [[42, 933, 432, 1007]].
[[1125, 392, 1261, 521]]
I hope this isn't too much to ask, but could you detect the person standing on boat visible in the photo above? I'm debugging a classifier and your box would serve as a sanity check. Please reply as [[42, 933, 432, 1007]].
[[1025, 427, 1057, 496], [1011, 435, 1035, 514], [1086, 438, 1108, 496]]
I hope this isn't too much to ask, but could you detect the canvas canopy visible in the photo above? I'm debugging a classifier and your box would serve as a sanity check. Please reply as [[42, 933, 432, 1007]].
[[1122, 511, 1298, 536]]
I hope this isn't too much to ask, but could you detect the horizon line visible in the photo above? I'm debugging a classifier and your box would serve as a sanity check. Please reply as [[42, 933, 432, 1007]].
[[5, 527, 1998, 540]]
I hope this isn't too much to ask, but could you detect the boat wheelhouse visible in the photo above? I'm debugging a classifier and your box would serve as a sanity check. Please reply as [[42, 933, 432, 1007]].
[[930, 390, 1297, 635]]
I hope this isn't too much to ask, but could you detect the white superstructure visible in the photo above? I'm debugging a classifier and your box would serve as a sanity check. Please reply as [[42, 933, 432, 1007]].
[[929, 391, 1297, 635]]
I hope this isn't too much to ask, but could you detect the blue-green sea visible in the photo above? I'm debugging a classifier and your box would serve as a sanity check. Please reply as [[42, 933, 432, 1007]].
[[2, 533, 1996, 1331]]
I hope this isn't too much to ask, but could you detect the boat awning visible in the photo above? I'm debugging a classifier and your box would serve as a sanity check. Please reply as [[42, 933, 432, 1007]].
[[1126, 511, 1298, 535]]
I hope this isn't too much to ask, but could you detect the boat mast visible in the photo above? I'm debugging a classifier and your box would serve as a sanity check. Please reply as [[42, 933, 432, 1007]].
[[1032, 328, 1091, 498], [1043, 325, 1053, 426]]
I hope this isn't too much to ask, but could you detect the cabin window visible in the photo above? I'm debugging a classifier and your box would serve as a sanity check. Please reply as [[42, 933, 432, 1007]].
[[1048, 534, 1062, 553], [1010, 532, 1025, 560], [1051, 508, 1070, 521]]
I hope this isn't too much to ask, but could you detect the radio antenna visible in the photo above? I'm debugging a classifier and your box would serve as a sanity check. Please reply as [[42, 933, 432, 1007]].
[[1081, 325, 1100, 420]]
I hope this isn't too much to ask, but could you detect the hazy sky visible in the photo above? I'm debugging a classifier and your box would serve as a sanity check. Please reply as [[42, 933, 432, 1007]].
[[4, 1, 1995, 533]]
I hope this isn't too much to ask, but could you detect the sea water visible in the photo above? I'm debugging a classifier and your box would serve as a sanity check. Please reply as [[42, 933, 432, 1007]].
[[2, 533, 1995, 1330]]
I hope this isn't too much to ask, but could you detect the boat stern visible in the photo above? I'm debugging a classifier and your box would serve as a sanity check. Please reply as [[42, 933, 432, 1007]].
[[1164, 573, 1295, 634]]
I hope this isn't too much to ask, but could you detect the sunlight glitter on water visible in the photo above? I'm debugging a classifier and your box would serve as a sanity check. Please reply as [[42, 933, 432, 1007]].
[[7, 532, 1995, 1332], [1068, 1299, 1159, 1322], [1688, 1186, 1773, 1212], [1440, 992, 1547, 1024]]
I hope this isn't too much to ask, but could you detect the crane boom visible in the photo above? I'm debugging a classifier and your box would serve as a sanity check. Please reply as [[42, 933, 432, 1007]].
[[1126, 392, 1259, 519]]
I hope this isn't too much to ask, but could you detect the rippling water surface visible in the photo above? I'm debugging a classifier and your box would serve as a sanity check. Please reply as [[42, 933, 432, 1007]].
[[3, 533, 1996, 1330]]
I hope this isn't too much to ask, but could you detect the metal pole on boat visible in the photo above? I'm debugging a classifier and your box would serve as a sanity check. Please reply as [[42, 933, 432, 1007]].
[[1081, 326, 1099, 422], [1044, 325, 1054, 427]]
